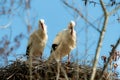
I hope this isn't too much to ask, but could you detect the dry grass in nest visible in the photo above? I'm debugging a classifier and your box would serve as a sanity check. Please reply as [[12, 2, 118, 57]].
[[0, 59, 118, 80]]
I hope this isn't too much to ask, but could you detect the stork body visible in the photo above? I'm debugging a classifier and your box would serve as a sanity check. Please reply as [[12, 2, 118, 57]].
[[49, 21, 76, 62], [26, 19, 48, 60]]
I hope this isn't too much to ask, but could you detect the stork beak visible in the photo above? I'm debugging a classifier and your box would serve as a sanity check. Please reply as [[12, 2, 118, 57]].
[[69, 24, 73, 35], [39, 21, 44, 31], [71, 27, 73, 35]]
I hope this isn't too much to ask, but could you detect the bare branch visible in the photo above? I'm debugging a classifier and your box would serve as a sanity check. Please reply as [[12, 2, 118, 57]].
[[109, 5, 120, 16], [62, 0, 101, 33], [0, 22, 11, 29], [99, 38, 120, 80], [100, 0, 108, 16], [90, 0, 109, 80]]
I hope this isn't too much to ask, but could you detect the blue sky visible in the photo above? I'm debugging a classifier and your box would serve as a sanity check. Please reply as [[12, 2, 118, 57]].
[[0, 0, 120, 77]]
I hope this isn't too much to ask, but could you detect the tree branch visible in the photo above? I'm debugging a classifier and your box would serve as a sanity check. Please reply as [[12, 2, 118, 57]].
[[0, 22, 11, 29], [99, 38, 120, 80], [109, 5, 120, 16], [90, 0, 109, 80], [62, 0, 101, 33]]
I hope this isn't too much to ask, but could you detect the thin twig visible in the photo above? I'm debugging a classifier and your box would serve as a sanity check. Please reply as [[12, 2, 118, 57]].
[[56, 62, 60, 80], [29, 52, 32, 80], [109, 5, 120, 16], [90, 0, 109, 80], [99, 38, 120, 80], [60, 65, 69, 80], [62, 0, 101, 33], [0, 22, 11, 29], [7, 72, 16, 80]]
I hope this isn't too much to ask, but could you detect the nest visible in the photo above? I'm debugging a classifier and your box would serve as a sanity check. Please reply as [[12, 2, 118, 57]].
[[0, 59, 118, 80]]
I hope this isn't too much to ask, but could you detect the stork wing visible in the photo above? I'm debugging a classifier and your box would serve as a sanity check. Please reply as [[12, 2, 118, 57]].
[[53, 31, 63, 44], [50, 31, 64, 54], [50, 44, 58, 53], [26, 37, 32, 58]]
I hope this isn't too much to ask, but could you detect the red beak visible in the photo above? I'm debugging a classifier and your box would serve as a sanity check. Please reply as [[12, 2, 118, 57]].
[[70, 27, 73, 35], [40, 22, 44, 31]]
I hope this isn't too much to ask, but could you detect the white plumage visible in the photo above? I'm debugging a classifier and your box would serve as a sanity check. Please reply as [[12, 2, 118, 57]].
[[26, 19, 48, 60], [49, 20, 76, 62]]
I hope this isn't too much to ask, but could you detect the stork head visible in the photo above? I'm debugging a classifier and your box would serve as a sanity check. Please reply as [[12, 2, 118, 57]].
[[38, 19, 47, 32], [68, 20, 75, 35]]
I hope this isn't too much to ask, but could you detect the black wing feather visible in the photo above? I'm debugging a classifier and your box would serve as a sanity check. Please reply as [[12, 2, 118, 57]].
[[50, 44, 58, 54], [26, 43, 32, 58]]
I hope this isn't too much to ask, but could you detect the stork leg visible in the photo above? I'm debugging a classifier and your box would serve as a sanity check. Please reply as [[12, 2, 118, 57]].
[[39, 52, 43, 61], [67, 54, 70, 65], [66, 54, 70, 74]]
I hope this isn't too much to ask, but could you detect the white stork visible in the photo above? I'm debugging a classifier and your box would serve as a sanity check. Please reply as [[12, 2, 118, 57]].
[[26, 19, 48, 60], [49, 20, 76, 63]]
